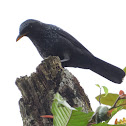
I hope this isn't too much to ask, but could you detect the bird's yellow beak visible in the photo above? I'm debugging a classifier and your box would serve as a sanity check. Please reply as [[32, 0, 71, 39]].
[[16, 32, 28, 42], [16, 34, 24, 42]]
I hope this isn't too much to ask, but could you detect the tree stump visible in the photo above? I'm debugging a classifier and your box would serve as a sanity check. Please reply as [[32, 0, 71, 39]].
[[16, 56, 92, 126]]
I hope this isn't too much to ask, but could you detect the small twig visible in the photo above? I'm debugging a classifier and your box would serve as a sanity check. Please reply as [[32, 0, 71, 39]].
[[111, 95, 126, 109], [111, 96, 120, 109], [87, 122, 96, 126], [111, 103, 126, 109], [99, 87, 101, 105]]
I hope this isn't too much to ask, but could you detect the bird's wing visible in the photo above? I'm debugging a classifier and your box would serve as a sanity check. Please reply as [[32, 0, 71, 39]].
[[54, 27, 93, 56]]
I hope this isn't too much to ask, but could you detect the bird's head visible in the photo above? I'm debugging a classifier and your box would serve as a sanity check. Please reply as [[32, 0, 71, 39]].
[[16, 19, 41, 42]]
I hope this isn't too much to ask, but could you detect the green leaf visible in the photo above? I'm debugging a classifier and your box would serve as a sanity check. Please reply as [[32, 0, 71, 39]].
[[96, 93, 119, 106], [67, 109, 93, 126], [51, 92, 93, 126], [52, 93, 73, 126], [102, 86, 108, 97], [67, 108, 93, 126], [96, 93, 126, 110], [123, 67, 126, 74], [96, 84, 101, 88]]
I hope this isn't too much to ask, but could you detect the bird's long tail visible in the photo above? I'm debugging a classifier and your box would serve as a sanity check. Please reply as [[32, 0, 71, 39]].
[[90, 57, 125, 84]]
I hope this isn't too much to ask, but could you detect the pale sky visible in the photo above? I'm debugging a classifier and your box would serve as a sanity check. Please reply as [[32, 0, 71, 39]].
[[0, 0, 126, 125]]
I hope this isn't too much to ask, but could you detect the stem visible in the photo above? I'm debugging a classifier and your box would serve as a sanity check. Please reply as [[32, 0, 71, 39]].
[[99, 87, 101, 105], [111, 96, 120, 109]]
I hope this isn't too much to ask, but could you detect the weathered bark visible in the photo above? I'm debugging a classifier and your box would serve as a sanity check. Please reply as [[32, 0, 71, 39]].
[[16, 56, 92, 126]]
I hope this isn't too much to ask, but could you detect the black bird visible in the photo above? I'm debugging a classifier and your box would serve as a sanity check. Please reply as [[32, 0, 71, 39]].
[[16, 19, 125, 84]]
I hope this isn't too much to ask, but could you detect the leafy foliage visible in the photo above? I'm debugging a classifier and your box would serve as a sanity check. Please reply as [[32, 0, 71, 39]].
[[67, 107, 93, 126], [50, 88, 126, 126], [102, 86, 108, 97], [96, 93, 119, 106], [51, 93, 93, 126], [51, 93, 73, 126], [96, 84, 100, 88], [96, 85, 108, 97], [123, 67, 126, 74], [96, 93, 126, 109]]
